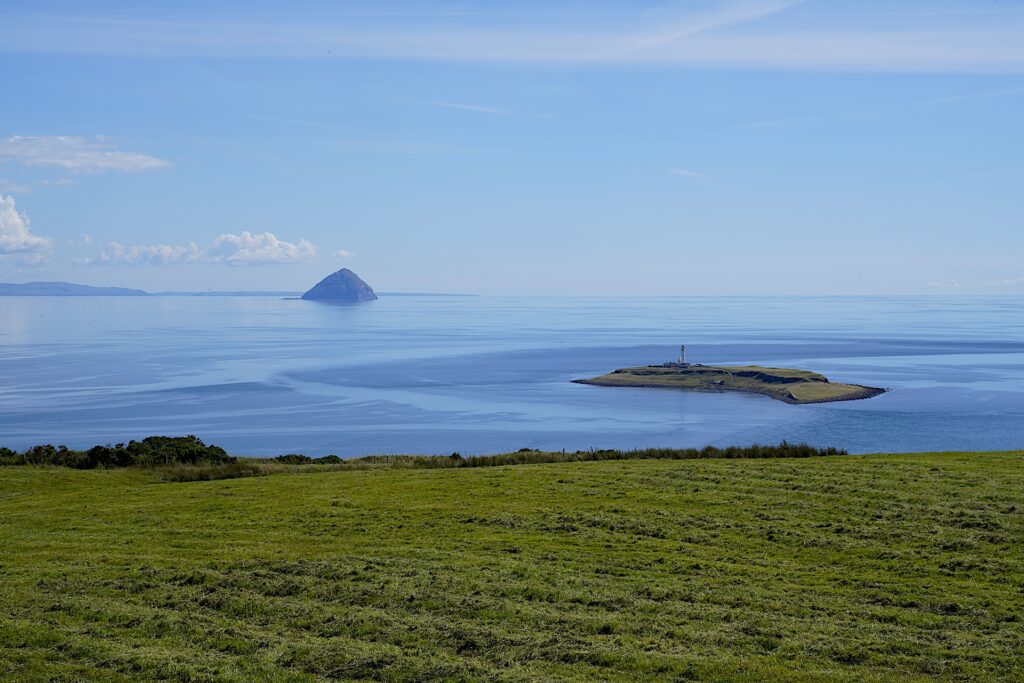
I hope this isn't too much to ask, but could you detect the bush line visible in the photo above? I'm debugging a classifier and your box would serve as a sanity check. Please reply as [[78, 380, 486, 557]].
[[2, 437, 846, 481]]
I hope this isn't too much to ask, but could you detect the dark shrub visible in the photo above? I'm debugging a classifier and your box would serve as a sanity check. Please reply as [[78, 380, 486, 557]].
[[124, 435, 232, 466], [0, 446, 23, 466], [273, 454, 313, 465], [0, 435, 234, 469], [2, 439, 845, 473]]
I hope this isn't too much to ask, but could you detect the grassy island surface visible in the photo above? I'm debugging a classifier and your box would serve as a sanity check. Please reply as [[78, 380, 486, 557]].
[[575, 364, 886, 404], [2, 449, 1023, 681]]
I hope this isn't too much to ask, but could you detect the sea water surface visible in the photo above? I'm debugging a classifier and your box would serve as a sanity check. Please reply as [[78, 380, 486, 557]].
[[1, 295, 1021, 456]]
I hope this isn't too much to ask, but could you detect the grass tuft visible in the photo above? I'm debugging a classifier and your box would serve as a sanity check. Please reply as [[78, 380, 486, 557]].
[[155, 461, 269, 483]]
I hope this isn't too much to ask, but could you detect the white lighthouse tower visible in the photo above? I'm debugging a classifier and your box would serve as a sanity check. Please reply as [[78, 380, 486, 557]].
[[678, 344, 687, 366]]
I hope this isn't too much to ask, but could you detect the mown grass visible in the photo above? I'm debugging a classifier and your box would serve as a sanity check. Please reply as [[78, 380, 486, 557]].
[[2, 451, 1023, 681]]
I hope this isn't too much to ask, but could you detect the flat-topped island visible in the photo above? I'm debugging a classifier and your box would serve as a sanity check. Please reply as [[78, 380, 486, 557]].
[[575, 363, 886, 404]]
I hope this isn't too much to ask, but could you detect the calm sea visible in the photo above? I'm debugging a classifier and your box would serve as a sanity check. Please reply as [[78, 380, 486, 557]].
[[1, 295, 1021, 456]]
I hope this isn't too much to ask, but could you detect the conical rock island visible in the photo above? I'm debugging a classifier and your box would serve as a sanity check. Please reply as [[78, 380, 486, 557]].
[[301, 268, 377, 302]]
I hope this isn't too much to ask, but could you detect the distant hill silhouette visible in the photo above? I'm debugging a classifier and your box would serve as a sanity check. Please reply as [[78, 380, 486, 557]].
[[0, 281, 149, 296], [301, 269, 377, 302]]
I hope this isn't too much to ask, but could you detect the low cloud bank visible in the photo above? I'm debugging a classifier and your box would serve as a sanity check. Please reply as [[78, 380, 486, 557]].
[[926, 277, 1024, 289], [0, 136, 170, 173], [85, 230, 320, 266]]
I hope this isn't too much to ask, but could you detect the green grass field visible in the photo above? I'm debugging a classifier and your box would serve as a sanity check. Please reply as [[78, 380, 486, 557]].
[[2, 451, 1023, 681]]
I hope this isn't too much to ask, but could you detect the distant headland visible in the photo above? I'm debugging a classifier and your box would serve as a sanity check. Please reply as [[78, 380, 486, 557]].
[[0, 278, 458, 298], [576, 344, 886, 405], [0, 281, 149, 297], [301, 268, 377, 302], [0, 282, 301, 297]]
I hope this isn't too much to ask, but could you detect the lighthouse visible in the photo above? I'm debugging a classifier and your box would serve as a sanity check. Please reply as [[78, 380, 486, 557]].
[[679, 344, 687, 366]]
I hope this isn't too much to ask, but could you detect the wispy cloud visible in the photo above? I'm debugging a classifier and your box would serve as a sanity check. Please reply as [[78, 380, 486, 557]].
[[0, 179, 31, 193], [242, 113, 504, 154], [84, 231, 320, 266], [330, 138, 503, 156], [632, 0, 807, 51], [86, 242, 202, 266], [0, 194, 51, 259], [669, 168, 708, 179], [240, 113, 358, 133], [926, 277, 1024, 289], [917, 88, 1024, 107], [730, 114, 826, 131], [3, 2, 1022, 72], [732, 87, 1024, 131], [0, 136, 170, 173], [431, 101, 509, 115]]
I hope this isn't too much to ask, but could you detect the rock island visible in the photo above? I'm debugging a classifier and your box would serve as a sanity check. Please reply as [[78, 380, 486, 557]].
[[575, 345, 885, 405], [301, 268, 377, 302]]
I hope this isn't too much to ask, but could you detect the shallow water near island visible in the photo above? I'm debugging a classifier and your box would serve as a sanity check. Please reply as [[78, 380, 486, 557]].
[[1, 295, 1021, 456]]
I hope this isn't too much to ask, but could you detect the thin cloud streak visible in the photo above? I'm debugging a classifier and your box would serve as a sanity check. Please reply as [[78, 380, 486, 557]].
[[927, 277, 1024, 289], [731, 88, 1024, 132], [242, 113, 504, 154], [919, 87, 1024, 106], [0, 179, 31, 194], [2, 4, 1023, 72], [669, 168, 708, 179], [240, 113, 360, 133], [0, 136, 170, 173], [431, 101, 509, 115], [330, 138, 505, 156], [632, 0, 806, 50]]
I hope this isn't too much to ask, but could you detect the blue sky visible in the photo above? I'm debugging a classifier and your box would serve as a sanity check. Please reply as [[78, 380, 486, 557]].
[[0, 0, 1021, 294]]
